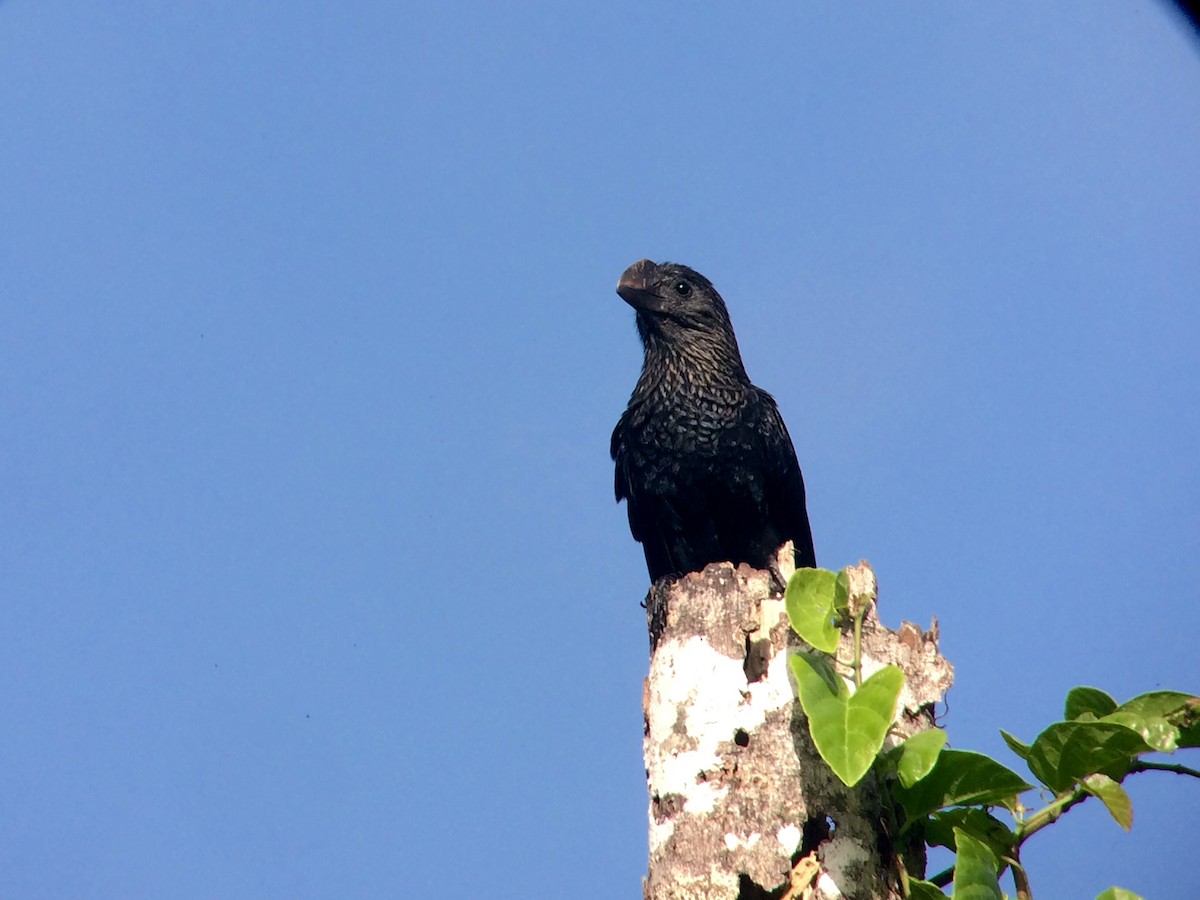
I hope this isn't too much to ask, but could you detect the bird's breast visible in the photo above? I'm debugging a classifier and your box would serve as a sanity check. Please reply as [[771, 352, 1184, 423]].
[[620, 388, 757, 487]]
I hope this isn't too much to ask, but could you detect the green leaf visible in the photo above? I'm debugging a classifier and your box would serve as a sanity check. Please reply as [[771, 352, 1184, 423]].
[[794, 646, 843, 693], [791, 648, 845, 699], [1102, 691, 1200, 753], [833, 569, 850, 617], [908, 879, 948, 900], [785, 568, 841, 653], [790, 652, 903, 786], [898, 729, 948, 788], [950, 828, 1003, 900], [924, 808, 1016, 866], [1081, 773, 1133, 830], [1095, 889, 1145, 900], [895, 750, 1032, 825], [1179, 709, 1200, 750], [1065, 686, 1118, 721], [1027, 722, 1151, 793], [999, 729, 1031, 761]]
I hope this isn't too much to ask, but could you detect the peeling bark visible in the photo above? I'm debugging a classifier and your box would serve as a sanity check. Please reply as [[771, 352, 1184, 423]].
[[642, 548, 953, 900]]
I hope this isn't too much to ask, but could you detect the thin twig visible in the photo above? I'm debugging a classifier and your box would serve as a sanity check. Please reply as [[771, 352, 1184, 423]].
[[1131, 760, 1200, 780], [1006, 850, 1032, 900]]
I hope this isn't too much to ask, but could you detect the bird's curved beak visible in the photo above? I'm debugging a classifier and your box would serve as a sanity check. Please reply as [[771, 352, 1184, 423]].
[[617, 259, 663, 312]]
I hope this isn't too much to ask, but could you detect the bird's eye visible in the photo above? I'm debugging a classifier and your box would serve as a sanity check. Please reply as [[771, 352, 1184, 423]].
[[673, 281, 692, 296]]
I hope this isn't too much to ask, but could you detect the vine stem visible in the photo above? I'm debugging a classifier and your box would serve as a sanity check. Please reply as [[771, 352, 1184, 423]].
[[851, 608, 864, 688], [1131, 760, 1200, 779], [1006, 850, 1032, 899], [1016, 788, 1088, 844], [928, 791, 1087, 887], [929, 759, 1199, 889]]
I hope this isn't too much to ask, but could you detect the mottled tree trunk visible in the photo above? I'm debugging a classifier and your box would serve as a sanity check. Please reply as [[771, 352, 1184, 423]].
[[642, 548, 953, 900]]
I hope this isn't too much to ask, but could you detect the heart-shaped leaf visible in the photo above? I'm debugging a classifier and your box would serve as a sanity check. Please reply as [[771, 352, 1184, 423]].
[[790, 652, 902, 786]]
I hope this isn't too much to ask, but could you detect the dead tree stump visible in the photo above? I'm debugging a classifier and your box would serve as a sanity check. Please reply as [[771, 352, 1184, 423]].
[[642, 547, 953, 900]]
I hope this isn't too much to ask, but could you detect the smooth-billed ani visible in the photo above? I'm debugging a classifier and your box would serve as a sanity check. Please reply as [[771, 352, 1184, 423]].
[[611, 259, 816, 586]]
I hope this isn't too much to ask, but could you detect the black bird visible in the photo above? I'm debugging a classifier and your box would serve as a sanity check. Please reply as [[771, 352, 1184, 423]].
[[611, 259, 816, 588]]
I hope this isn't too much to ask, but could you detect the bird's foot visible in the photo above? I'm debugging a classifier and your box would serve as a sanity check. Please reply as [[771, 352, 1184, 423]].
[[767, 561, 789, 596]]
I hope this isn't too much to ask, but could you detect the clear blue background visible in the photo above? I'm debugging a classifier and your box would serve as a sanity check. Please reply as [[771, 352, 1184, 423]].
[[2, 3, 1197, 897]]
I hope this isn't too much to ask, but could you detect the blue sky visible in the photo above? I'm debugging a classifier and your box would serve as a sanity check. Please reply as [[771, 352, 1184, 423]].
[[2, 3, 1197, 898]]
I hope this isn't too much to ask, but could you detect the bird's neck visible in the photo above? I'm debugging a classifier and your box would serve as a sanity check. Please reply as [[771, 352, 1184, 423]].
[[635, 332, 750, 399]]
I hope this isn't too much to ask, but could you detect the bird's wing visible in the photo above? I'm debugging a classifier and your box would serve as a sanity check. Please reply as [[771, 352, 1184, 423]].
[[755, 390, 817, 569], [612, 412, 680, 581], [610, 413, 631, 503]]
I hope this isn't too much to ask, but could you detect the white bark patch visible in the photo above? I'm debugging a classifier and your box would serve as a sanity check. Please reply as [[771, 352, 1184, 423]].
[[776, 823, 802, 853], [816, 871, 847, 900], [723, 831, 762, 852], [645, 604, 797, 854]]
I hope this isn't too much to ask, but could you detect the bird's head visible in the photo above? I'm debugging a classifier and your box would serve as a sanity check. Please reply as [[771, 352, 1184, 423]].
[[616, 260, 746, 371]]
